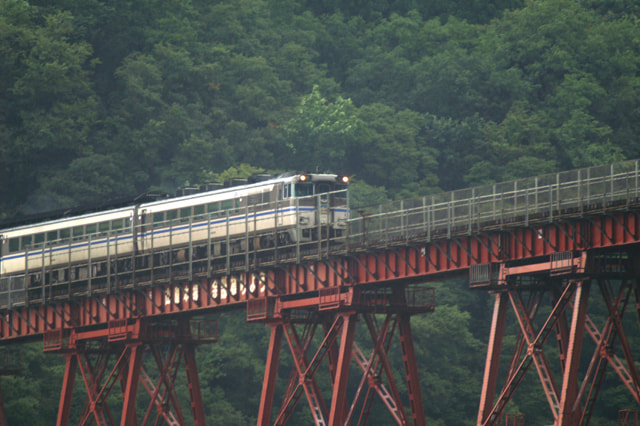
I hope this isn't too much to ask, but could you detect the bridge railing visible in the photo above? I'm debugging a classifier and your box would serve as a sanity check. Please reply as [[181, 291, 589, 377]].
[[348, 159, 640, 248], [2, 160, 640, 310], [0, 190, 351, 310]]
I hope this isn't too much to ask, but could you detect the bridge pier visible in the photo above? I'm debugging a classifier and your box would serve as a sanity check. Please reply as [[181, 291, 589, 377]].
[[473, 250, 640, 425], [251, 283, 435, 425], [46, 317, 216, 426]]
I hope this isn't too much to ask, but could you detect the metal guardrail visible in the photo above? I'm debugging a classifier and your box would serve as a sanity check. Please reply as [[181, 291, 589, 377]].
[[0, 193, 350, 309], [2, 159, 640, 310], [347, 159, 640, 248]]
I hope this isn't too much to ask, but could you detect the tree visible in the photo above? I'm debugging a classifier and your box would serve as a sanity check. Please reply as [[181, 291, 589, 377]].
[[409, 304, 486, 425], [356, 103, 438, 197], [280, 85, 362, 173], [482, 0, 639, 169], [0, 3, 99, 214]]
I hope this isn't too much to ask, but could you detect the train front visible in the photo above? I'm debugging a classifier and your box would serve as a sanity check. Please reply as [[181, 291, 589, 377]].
[[286, 173, 349, 242]]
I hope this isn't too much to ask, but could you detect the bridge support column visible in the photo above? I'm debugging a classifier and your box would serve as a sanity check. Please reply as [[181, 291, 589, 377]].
[[50, 317, 216, 425], [328, 311, 357, 426], [477, 292, 508, 425], [475, 250, 640, 426], [57, 354, 77, 425], [121, 342, 143, 426], [557, 279, 590, 425], [399, 313, 426, 426], [258, 323, 284, 426], [252, 284, 435, 425]]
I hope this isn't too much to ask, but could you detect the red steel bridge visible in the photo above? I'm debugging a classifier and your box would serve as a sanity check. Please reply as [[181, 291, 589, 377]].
[[1, 160, 640, 425]]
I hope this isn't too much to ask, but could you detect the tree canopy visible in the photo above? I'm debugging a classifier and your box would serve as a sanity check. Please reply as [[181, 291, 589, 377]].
[[3, 0, 640, 215]]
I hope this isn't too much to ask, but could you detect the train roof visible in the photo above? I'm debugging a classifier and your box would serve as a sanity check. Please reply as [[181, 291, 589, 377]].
[[0, 193, 164, 232], [0, 172, 346, 232], [138, 172, 342, 209]]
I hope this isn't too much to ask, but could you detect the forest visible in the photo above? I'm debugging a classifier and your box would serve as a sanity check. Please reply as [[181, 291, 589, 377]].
[[1, 0, 640, 424]]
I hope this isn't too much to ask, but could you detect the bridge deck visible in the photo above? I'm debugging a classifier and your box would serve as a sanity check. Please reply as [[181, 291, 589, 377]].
[[1, 159, 640, 342]]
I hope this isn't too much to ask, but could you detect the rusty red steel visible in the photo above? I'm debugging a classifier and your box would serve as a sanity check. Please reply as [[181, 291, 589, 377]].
[[0, 210, 639, 341]]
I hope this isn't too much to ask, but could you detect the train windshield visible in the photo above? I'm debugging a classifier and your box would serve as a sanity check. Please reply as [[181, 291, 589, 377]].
[[294, 183, 314, 197], [316, 183, 331, 194], [288, 181, 349, 198]]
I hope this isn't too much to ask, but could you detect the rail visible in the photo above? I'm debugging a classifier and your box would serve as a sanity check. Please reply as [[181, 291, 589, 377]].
[[346, 159, 640, 248]]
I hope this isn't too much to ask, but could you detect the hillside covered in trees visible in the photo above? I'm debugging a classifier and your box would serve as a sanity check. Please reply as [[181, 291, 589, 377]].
[[1, 0, 640, 424]]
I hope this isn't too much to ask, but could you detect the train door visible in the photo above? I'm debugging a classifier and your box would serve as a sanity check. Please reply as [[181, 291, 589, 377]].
[[0, 236, 4, 276], [133, 208, 148, 254], [0, 236, 4, 278], [279, 183, 292, 227], [316, 182, 331, 225], [139, 209, 149, 253]]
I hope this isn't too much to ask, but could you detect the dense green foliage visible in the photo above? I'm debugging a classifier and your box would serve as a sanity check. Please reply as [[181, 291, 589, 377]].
[[1, 0, 640, 424], [3, 0, 640, 216]]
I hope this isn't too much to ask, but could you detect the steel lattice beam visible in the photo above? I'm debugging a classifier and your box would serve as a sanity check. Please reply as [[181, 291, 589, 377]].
[[256, 284, 434, 426], [51, 318, 210, 426], [476, 250, 640, 426]]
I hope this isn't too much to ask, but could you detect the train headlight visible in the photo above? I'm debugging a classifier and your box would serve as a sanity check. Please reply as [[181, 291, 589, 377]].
[[299, 174, 309, 182], [338, 175, 349, 184]]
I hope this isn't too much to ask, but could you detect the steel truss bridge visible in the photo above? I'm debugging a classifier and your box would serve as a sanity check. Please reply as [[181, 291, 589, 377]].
[[1, 160, 640, 425]]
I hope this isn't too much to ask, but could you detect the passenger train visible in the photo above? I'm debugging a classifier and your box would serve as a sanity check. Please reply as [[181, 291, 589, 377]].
[[0, 173, 349, 306]]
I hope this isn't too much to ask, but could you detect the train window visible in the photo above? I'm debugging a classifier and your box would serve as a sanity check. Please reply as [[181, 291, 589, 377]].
[[284, 184, 291, 199], [125, 217, 132, 229], [294, 183, 313, 197], [207, 202, 219, 216], [99, 222, 110, 236], [194, 204, 205, 218], [112, 219, 123, 233], [221, 199, 233, 212], [34, 233, 45, 246], [73, 226, 84, 241], [86, 224, 97, 236], [9, 238, 19, 253], [60, 228, 71, 243], [153, 212, 164, 228], [21, 235, 32, 249], [47, 230, 58, 243], [180, 207, 191, 223], [316, 183, 331, 194], [166, 210, 178, 224]]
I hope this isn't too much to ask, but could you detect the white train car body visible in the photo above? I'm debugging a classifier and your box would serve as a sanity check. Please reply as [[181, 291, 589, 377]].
[[0, 173, 349, 306], [137, 173, 349, 255], [0, 207, 135, 278]]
